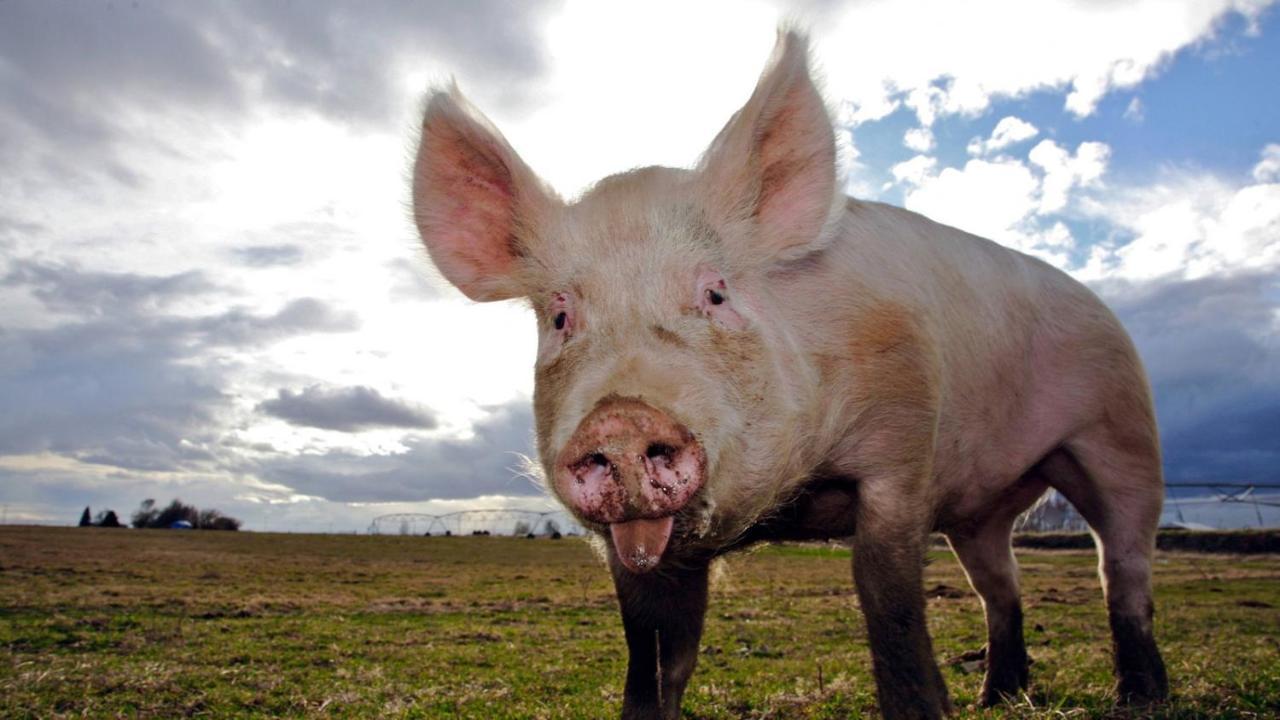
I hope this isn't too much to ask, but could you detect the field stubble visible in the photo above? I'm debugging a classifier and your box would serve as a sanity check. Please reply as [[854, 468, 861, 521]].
[[1, 527, 1276, 718]]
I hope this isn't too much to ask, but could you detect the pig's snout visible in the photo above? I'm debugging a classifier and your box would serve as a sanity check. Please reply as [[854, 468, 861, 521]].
[[554, 398, 706, 572]]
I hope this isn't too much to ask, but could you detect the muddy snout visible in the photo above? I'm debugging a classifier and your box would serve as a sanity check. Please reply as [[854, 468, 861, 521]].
[[554, 397, 706, 573]]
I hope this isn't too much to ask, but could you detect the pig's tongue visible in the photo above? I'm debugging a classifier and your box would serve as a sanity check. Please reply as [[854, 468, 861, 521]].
[[609, 516, 674, 574]]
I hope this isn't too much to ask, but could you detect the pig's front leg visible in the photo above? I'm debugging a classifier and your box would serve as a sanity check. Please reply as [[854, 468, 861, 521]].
[[853, 483, 952, 720], [610, 556, 710, 720]]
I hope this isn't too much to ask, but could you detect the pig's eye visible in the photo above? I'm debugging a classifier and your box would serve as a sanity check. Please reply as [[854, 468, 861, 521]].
[[538, 292, 576, 362], [547, 292, 575, 337], [695, 269, 748, 331]]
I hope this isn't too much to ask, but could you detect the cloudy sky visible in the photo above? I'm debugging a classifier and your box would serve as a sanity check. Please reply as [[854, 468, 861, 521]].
[[1, 0, 1277, 532]]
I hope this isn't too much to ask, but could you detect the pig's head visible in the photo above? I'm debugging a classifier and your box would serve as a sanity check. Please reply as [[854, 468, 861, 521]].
[[412, 32, 839, 572]]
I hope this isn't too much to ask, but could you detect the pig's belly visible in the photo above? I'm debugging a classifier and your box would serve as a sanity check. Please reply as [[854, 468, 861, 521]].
[[928, 432, 1059, 534], [721, 475, 860, 553], [718, 404, 1066, 552]]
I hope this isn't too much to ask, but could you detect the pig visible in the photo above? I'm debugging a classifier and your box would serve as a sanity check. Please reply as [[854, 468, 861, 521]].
[[411, 30, 1169, 720]]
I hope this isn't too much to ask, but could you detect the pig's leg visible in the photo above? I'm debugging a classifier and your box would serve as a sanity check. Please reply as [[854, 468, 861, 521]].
[[853, 488, 952, 720], [1040, 437, 1169, 704], [610, 557, 710, 720], [947, 518, 1029, 706]]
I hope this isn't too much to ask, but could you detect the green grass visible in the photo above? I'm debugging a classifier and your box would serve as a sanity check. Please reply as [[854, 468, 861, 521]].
[[1, 527, 1277, 718]]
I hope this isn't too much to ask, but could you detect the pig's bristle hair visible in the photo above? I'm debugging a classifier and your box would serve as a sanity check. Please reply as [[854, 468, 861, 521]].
[[509, 452, 549, 492]]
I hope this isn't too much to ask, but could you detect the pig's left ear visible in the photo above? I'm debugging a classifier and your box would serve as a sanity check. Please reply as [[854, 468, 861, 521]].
[[697, 31, 839, 263], [412, 85, 559, 302]]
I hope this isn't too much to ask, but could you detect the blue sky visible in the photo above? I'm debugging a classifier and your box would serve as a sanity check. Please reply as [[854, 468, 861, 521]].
[[0, 0, 1277, 531]]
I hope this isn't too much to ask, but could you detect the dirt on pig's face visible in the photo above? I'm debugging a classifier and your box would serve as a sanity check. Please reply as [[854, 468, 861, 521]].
[[526, 169, 812, 551]]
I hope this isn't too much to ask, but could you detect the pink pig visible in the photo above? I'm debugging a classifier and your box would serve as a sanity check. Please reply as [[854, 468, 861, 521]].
[[412, 30, 1168, 720]]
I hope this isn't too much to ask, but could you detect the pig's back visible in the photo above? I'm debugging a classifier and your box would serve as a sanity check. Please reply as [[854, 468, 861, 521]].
[[820, 199, 1142, 496]]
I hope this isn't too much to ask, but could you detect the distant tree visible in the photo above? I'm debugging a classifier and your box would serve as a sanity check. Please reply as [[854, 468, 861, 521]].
[[93, 510, 123, 528], [132, 499, 159, 529], [205, 515, 241, 531], [78, 506, 92, 527], [130, 498, 237, 529], [196, 508, 241, 531], [512, 520, 532, 537], [152, 499, 198, 528], [197, 508, 216, 529]]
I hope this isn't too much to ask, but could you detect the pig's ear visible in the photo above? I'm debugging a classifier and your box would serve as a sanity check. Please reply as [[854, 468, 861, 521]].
[[412, 85, 558, 302], [697, 31, 838, 262]]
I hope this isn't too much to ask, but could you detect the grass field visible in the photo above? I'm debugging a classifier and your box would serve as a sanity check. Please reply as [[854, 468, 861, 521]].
[[1, 527, 1277, 719]]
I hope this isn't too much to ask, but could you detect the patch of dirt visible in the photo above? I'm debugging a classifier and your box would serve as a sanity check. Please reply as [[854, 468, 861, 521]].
[[927, 583, 968, 599]]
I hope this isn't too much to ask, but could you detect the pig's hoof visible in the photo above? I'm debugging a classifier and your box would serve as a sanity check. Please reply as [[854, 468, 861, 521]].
[[1116, 672, 1169, 705]]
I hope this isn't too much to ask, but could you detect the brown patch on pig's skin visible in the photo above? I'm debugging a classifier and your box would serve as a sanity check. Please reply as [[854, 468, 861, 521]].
[[650, 324, 687, 348], [824, 299, 940, 484], [533, 333, 590, 467]]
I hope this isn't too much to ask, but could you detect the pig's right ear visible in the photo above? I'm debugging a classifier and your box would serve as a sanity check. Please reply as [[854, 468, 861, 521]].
[[412, 86, 558, 302], [697, 31, 839, 264]]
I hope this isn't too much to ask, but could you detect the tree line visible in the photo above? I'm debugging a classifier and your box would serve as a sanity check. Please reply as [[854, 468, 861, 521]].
[[78, 498, 241, 531]]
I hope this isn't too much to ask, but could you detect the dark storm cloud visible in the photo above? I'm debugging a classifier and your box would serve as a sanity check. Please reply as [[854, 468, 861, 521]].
[[256, 401, 539, 502], [191, 298, 359, 346], [0, 260, 359, 472], [0, 254, 537, 511], [4, 258, 218, 316], [232, 244, 307, 268], [219, 0, 559, 117], [0, 1, 559, 197], [1101, 272, 1280, 486], [0, 1, 557, 140], [259, 385, 438, 432], [3, 259, 357, 342]]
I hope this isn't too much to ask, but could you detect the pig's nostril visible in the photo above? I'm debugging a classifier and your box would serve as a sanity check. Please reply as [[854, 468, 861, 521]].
[[645, 443, 676, 465], [573, 452, 610, 471], [570, 452, 612, 485]]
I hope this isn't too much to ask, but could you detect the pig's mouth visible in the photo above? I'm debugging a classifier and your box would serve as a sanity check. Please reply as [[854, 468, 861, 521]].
[[609, 515, 676, 573], [552, 396, 708, 574]]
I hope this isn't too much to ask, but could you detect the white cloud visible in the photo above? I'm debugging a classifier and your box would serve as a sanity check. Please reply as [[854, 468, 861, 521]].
[[1028, 140, 1111, 214], [491, 0, 1275, 192], [1103, 181, 1280, 280], [967, 116, 1038, 156], [1078, 146, 1280, 282], [1124, 96, 1146, 123], [891, 155, 938, 186], [821, 0, 1275, 127], [1252, 143, 1280, 182], [903, 126, 935, 152], [895, 138, 1111, 266], [839, 93, 901, 126], [902, 157, 1040, 242], [899, 139, 1280, 285]]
